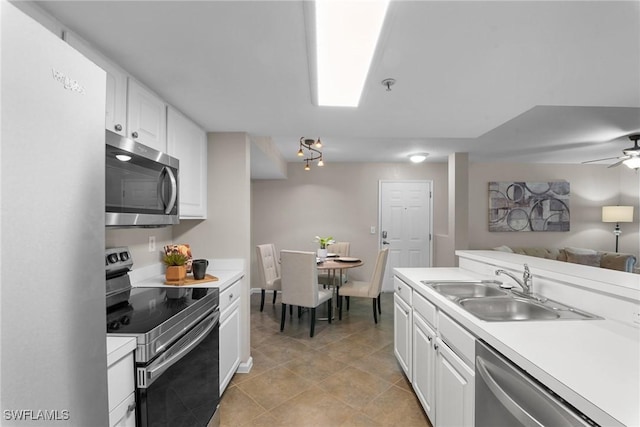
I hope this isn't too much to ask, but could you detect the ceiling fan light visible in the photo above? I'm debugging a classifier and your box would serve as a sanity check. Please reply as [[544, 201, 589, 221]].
[[623, 157, 640, 169]]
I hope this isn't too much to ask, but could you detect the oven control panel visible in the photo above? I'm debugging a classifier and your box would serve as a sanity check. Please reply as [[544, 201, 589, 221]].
[[105, 246, 133, 274]]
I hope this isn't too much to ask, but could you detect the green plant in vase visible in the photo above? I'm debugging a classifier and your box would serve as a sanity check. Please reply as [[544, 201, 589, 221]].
[[163, 252, 188, 281]]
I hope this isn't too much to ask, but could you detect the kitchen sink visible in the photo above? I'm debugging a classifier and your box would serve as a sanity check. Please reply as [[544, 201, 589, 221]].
[[430, 283, 508, 299], [459, 297, 560, 321], [421, 279, 601, 322]]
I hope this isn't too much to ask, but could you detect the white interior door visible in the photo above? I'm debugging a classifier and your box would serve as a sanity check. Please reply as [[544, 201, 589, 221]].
[[380, 180, 432, 292]]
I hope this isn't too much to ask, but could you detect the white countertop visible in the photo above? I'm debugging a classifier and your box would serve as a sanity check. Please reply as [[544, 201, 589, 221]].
[[106, 336, 136, 367], [394, 267, 640, 427], [133, 268, 244, 292]]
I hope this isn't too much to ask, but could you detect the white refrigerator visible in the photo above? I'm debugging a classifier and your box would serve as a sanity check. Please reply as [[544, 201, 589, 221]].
[[1, 1, 109, 425]]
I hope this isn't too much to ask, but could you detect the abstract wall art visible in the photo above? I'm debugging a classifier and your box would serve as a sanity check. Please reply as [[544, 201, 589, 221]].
[[488, 181, 570, 232]]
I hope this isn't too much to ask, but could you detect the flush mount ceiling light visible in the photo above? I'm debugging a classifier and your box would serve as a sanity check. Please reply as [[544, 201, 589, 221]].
[[297, 137, 324, 171], [409, 153, 429, 163], [314, 0, 390, 107]]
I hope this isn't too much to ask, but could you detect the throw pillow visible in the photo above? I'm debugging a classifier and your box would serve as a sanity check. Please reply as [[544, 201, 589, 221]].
[[492, 245, 513, 253]]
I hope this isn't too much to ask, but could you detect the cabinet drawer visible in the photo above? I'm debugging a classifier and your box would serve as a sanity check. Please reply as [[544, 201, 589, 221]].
[[220, 279, 241, 316], [413, 291, 436, 328], [438, 312, 475, 367], [109, 391, 135, 427], [394, 276, 412, 306], [107, 351, 134, 412]]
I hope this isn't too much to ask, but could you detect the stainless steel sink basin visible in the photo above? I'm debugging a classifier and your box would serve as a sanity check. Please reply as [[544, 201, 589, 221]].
[[430, 283, 508, 299], [421, 279, 601, 322], [459, 297, 560, 321]]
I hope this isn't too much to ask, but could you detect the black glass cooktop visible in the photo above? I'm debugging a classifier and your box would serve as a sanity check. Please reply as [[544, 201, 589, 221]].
[[106, 287, 215, 334]]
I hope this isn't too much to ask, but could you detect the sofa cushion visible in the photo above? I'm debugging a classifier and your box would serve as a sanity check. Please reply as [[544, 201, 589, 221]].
[[600, 252, 637, 272], [565, 248, 602, 267], [511, 247, 560, 260]]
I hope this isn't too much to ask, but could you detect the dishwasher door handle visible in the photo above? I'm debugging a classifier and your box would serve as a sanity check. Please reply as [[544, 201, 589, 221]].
[[476, 357, 543, 427], [476, 356, 592, 427]]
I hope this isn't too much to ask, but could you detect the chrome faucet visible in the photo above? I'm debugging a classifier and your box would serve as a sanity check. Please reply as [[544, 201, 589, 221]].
[[495, 264, 532, 294]]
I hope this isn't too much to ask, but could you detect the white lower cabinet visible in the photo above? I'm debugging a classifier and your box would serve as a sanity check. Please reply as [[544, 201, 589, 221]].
[[219, 279, 242, 395], [394, 276, 475, 427], [107, 338, 136, 427], [394, 293, 412, 379], [412, 312, 437, 422], [435, 338, 475, 427]]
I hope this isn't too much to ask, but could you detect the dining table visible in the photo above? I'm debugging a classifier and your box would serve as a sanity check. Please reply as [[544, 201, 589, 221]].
[[317, 256, 364, 320]]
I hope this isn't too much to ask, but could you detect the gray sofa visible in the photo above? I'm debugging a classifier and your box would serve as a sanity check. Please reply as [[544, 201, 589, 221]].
[[492, 245, 637, 272]]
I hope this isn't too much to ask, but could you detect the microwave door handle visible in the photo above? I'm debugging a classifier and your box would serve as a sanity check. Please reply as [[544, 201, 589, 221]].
[[163, 167, 177, 214]]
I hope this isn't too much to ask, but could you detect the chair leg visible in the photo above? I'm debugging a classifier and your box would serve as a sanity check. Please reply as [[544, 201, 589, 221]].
[[272, 290, 277, 305], [339, 296, 343, 320], [372, 298, 378, 324], [280, 303, 286, 331], [298, 306, 302, 318], [328, 299, 332, 324], [260, 289, 266, 312], [289, 304, 293, 316], [377, 295, 382, 314], [310, 307, 316, 337], [346, 296, 350, 311]]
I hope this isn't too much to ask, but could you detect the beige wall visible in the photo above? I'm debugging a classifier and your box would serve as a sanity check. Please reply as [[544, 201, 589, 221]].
[[251, 162, 449, 286], [468, 163, 639, 256]]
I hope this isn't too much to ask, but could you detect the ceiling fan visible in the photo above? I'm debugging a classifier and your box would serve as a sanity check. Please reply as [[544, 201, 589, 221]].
[[582, 134, 640, 169]]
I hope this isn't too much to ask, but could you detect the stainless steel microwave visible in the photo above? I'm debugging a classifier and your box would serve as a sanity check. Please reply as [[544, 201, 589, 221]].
[[106, 130, 179, 227]]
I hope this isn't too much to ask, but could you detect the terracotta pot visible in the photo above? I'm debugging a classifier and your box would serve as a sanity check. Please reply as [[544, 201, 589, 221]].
[[165, 265, 187, 281]]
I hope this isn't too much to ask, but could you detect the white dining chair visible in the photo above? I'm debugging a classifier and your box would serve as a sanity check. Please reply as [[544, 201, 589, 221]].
[[280, 250, 332, 337], [338, 248, 389, 323], [255, 244, 281, 312]]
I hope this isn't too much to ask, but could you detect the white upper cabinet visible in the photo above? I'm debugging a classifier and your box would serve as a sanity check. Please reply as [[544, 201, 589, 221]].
[[127, 79, 167, 152], [167, 106, 208, 219], [63, 31, 127, 136]]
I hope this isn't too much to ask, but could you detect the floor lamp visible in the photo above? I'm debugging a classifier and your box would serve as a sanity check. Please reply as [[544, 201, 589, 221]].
[[602, 206, 634, 252]]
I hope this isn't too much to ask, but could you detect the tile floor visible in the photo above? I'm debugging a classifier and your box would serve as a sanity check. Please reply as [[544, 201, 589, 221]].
[[219, 292, 432, 426]]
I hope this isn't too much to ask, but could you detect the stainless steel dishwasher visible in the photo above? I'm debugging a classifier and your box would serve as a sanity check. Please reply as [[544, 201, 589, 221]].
[[475, 340, 598, 427]]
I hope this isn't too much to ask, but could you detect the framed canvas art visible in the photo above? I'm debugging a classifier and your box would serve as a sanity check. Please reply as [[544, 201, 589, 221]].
[[488, 181, 570, 232]]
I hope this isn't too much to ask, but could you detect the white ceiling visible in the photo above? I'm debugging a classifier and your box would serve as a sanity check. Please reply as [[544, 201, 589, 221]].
[[35, 1, 640, 178]]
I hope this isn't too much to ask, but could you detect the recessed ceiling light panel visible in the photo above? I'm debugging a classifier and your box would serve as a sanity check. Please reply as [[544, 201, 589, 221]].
[[315, 0, 390, 107]]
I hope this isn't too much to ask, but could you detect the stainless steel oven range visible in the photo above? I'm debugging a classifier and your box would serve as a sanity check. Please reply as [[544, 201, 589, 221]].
[[106, 247, 220, 427]]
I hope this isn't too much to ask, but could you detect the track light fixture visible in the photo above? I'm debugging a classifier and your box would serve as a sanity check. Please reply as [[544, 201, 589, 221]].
[[298, 137, 324, 170]]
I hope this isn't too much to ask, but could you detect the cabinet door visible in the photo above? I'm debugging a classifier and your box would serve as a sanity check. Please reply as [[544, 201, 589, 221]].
[[394, 293, 412, 379], [127, 79, 167, 152], [412, 313, 436, 424], [435, 338, 474, 427], [167, 106, 207, 218], [219, 298, 241, 395], [63, 31, 127, 135]]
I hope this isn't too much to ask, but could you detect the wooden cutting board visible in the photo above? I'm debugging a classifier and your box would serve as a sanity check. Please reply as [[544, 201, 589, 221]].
[[165, 274, 219, 286]]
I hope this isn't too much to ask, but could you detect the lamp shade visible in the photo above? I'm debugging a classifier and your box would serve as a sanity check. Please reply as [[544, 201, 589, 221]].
[[602, 206, 634, 223]]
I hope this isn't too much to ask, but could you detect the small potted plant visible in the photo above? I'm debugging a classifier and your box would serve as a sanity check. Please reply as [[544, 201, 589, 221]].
[[163, 252, 189, 281], [315, 235, 335, 259]]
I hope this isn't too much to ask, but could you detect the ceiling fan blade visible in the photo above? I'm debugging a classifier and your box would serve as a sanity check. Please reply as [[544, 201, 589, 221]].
[[581, 156, 622, 164], [607, 158, 630, 168]]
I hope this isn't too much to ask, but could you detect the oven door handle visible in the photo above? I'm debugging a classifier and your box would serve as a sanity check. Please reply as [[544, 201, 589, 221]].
[[140, 310, 219, 388]]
